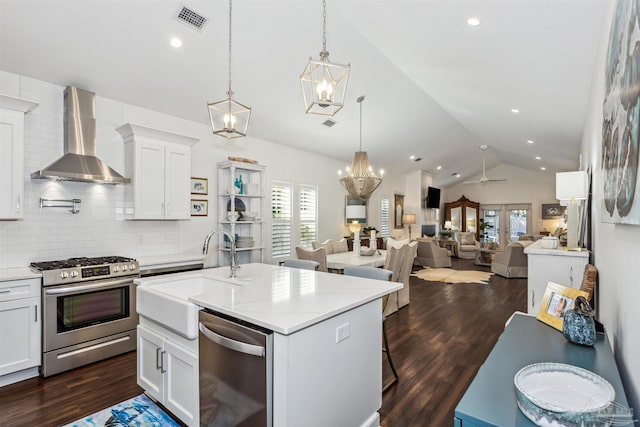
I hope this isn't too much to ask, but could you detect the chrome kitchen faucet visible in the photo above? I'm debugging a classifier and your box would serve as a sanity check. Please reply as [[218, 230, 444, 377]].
[[203, 229, 239, 278]]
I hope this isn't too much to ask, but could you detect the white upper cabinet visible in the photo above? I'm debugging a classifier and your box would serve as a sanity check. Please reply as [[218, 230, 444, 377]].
[[116, 123, 198, 220], [0, 95, 38, 220]]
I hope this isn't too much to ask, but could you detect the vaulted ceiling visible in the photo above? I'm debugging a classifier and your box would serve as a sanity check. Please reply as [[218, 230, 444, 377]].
[[0, 0, 608, 187]]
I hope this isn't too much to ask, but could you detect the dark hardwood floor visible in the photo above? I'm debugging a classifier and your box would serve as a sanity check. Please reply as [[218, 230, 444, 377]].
[[0, 258, 526, 427]]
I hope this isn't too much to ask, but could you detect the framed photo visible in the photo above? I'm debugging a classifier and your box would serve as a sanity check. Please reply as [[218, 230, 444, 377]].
[[190, 199, 208, 216], [345, 197, 366, 225], [394, 194, 404, 229], [542, 203, 565, 219], [536, 282, 589, 331], [191, 177, 208, 195]]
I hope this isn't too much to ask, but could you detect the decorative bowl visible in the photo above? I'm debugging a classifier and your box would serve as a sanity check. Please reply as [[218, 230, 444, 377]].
[[360, 248, 376, 256], [513, 362, 623, 427]]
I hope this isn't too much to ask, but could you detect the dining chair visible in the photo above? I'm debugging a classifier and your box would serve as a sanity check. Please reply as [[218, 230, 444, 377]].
[[343, 266, 398, 392], [283, 259, 320, 271], [295, 246, 328, 272]]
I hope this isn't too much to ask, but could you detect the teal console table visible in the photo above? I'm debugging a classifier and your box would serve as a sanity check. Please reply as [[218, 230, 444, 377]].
[[454, 313, 631, 426]]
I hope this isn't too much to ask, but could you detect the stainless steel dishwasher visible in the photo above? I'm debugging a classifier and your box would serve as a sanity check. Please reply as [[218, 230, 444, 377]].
[[199, 309, 273, 427]]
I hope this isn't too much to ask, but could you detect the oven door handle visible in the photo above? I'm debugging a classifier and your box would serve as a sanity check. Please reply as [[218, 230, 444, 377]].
[[44, 277, 134, 295]]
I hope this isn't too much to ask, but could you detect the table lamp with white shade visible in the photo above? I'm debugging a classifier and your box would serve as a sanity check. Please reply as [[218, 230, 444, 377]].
[[402, 213, 417, 239], [556, 171, 588, 249]]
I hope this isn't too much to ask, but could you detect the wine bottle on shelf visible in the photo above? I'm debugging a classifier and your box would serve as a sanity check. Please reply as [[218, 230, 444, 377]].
[[238, 175, 244, 194]]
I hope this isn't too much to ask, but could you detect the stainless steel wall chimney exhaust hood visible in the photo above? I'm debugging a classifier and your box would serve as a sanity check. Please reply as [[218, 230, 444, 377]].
[[31, 86, 130, 184]]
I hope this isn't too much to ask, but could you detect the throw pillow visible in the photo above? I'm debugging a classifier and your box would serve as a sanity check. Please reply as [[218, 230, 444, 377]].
[[460, 232, 476, 245], [387, 237, 410, 249]]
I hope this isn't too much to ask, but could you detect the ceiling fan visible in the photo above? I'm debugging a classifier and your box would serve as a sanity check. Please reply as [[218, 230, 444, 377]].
[[463, 145, 507, 185]]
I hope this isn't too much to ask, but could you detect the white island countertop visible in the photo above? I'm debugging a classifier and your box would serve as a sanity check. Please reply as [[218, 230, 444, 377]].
[[523, 239, 590, 257], [136, 263, 402, 335]]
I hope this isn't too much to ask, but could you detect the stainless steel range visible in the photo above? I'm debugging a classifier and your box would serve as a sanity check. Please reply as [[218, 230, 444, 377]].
[[31, 256, 139, 376]]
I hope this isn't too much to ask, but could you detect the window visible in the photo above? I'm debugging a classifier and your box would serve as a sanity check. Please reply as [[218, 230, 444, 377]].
[[271, 182, 291, 258], [380, 197, 390, 237], [299, 185, 317, 249]]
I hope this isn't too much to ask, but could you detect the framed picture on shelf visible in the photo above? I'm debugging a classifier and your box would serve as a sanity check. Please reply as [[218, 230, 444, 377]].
[[542, 203, 565, 219], [191, 177, 208, 195], [536, 282, 589, 331], [190, 199, 208, 216]]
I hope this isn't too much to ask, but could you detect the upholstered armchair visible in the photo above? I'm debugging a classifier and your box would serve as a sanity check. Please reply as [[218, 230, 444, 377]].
[[491, 241, 532, 278], [415, 239, 451, 268], [453, 231, 480, 259]]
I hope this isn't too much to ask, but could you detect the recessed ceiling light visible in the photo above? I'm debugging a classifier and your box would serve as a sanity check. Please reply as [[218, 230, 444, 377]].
[[437, 166, 442, 170], [541, 167, 546, 171], [170, 37, 182, 48], [456, 173, 461, 178], [467, 17, 480, 26], [511, 108, 520, 114], [535, 156, 541, 160], [527, 140, 534, 144], [409, 155, 415, 160]]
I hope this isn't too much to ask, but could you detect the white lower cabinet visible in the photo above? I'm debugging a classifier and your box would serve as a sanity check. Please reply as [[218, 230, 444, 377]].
[[0, 278, 41, 386], [137, 324, 198, 426]]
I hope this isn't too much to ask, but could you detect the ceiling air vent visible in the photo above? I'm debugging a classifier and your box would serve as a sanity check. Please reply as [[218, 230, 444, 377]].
[[322, 119, 337, 128], [175, 5, 209, 32]]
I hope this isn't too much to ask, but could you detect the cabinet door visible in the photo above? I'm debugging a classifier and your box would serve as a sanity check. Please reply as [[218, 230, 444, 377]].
[[164, 144, 191, 220], [137, 325, 164, 401], [0, 297, 40, 375], [164, 340, 198, 426], [0, 109, 24, 220], [134, 141, 165, 219]]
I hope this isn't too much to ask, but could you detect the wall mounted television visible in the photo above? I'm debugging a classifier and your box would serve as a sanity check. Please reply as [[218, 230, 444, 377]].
[[425, 186, 441, 209]]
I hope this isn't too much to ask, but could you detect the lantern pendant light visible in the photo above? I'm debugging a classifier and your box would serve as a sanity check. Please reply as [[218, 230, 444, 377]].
[[339, 96, 382, 200], [300, 0, 350, 116], [208, 0, 251, 138]]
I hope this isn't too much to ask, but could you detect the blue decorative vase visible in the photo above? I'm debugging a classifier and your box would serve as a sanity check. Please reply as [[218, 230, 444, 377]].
[[562, 296, 596, 346]]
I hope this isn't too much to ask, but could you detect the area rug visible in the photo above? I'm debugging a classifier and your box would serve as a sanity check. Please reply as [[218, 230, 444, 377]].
[[64, 393, 180, 427], [413, 267, 494, 284]]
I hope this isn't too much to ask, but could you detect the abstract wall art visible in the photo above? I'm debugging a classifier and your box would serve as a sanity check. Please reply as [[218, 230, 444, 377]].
[[602, 0, 640, 224]]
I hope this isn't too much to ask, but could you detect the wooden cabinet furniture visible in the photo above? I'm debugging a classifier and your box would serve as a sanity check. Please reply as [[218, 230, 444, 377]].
[[217, 161, 265, 266], [0, 95, 38, 220], [137, 323, 198, 426], [117, 123, 198, 220], [524, 239, 589, 314], [346, 237, 384, 251], [0, 277, 41, 386], [444, 195, 480, 241], [455, 313, 629, 426]]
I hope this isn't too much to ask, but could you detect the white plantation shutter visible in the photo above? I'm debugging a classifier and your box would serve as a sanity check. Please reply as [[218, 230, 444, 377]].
[[380, 197, 390, 237], [271, 182, 292, 258], [299, 185, 317, 249]]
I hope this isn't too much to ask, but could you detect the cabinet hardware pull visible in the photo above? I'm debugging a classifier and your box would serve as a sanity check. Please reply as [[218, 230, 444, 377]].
[[35, 305, 38, 322], [16, 196, 21, 213], [0, 289, 10, 294], [156, 347, 162, 370], [160, 351, 167, 373]]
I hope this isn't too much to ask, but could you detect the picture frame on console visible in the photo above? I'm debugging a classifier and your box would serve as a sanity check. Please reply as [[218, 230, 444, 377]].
[[542, 203, 566, 219], [537, 282, 589, 331]]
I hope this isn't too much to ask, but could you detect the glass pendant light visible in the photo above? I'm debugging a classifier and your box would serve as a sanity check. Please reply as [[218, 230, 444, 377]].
[[208, 0, 251, 138], [300, 0, 350, 116]]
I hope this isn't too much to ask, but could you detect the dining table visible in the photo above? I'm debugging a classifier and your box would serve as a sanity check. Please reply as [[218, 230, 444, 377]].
[[326, 249, 387, 273]]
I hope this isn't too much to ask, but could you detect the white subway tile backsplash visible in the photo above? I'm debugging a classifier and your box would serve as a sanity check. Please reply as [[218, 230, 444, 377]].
[[1, 75, 193, 266]]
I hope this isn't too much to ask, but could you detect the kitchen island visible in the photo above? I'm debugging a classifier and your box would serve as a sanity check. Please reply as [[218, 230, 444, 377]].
[[135, 263, 402, 427]]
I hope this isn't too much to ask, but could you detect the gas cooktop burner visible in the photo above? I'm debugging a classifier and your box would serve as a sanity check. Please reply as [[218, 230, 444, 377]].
[[31, 256, 136, 271]]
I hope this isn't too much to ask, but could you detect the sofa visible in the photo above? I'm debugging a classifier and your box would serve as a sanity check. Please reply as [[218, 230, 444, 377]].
[[415, 238, 451, 268], [491, 240, 533, 278], [453, 231, 481, 259]]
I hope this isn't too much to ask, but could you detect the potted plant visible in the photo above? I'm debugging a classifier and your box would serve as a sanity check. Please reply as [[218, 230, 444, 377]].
[[479, 219, 493, 243]]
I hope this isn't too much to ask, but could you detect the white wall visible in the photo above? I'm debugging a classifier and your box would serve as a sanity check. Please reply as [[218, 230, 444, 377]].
[[0, 71, 403, 267], [443, 163, 558, 234], [580, 1, 640, 412]]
